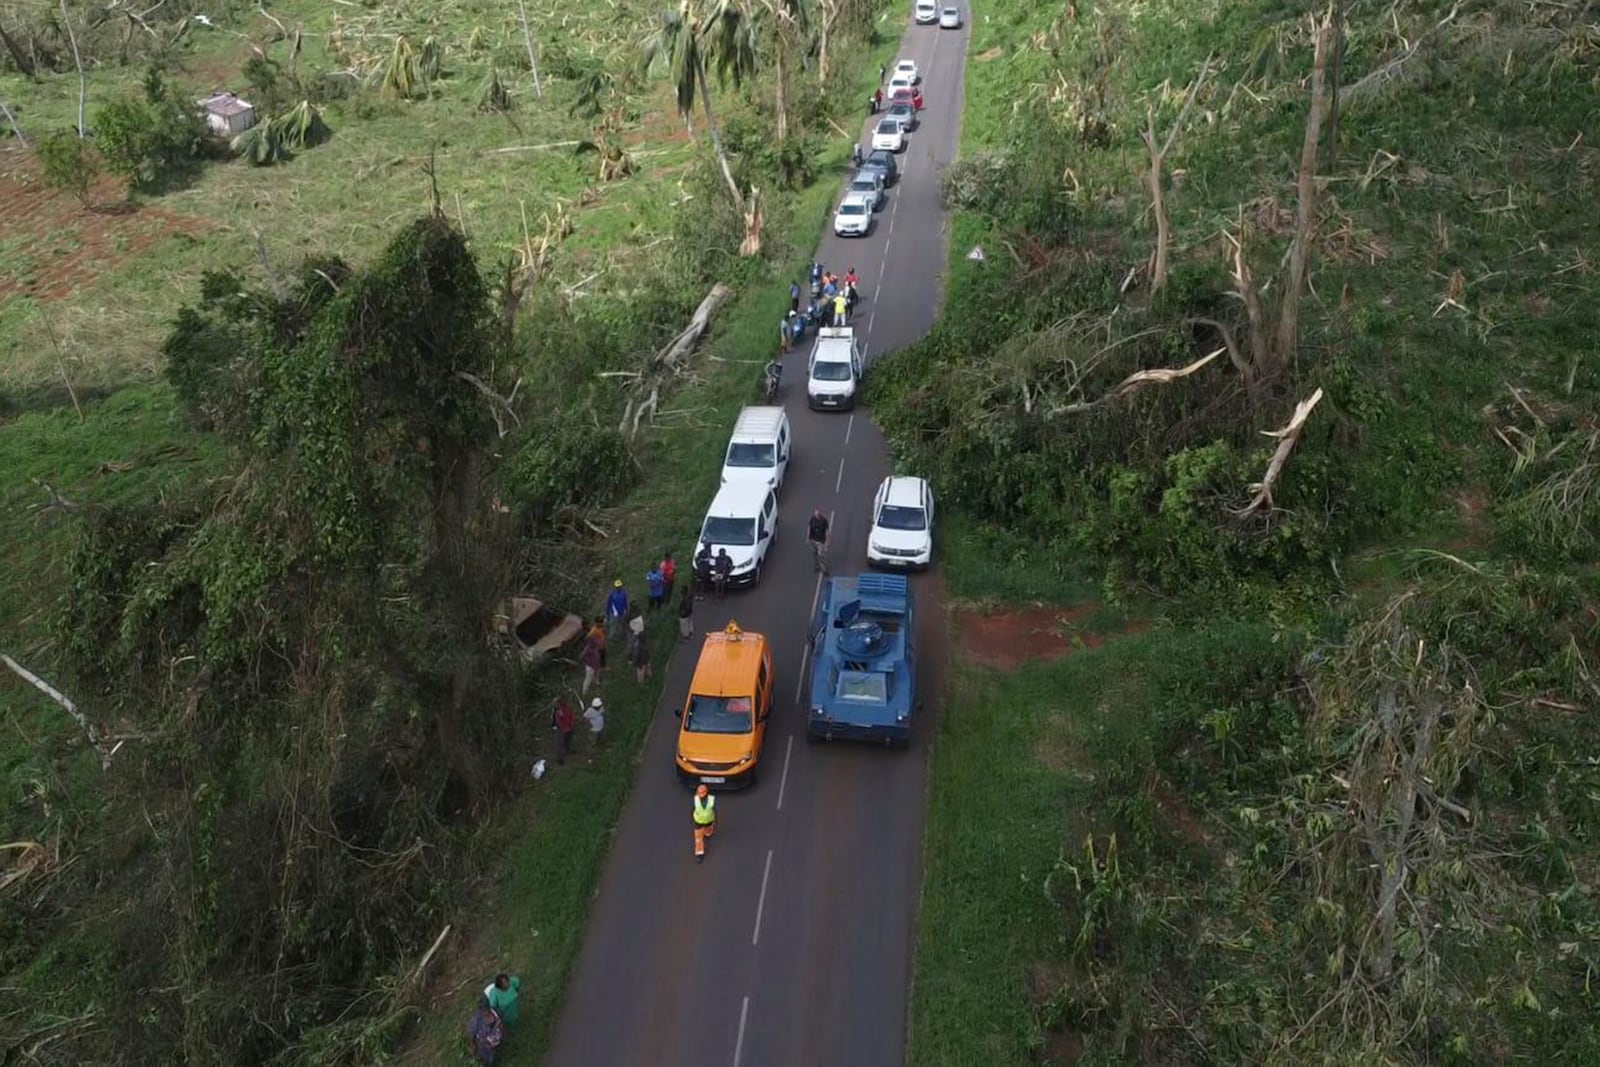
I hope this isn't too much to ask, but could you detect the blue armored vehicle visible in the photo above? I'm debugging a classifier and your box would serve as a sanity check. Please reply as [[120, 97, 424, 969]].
[[806, 573, 916, 747]]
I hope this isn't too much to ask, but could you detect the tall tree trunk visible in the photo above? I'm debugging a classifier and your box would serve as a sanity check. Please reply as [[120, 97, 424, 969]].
[[1325, 0, 1346, 170], [1141, 56, 1210, 293], [60, 0, 86, 137], [1273, 17, 1331, 370], [696, 55, 746, 215], [774, 48, 788, 140], [0, 20, 36, 77]]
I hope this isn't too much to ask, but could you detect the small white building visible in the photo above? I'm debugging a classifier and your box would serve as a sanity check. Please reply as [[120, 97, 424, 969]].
[[197, 92, 256, 137]]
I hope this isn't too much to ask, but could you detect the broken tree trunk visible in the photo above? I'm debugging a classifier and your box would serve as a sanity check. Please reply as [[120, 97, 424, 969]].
[[1142, 55, 1212, 293], [739, 186, 763, 258], [1274, 15, 1333, 365], [656, 283, 734, 370], [1051, 348, 1223, 416], [2, 654, 110, 769], [1233, 387, 1324, 516]]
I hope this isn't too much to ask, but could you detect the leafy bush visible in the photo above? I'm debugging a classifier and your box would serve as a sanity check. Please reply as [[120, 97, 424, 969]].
[[93, 68, 204, 189], [35, 129, 100, 204], [940, 150, 1012, 214]]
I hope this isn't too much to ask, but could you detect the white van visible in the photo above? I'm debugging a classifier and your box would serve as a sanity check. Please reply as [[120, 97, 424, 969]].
[[698, 482, 780, 587], [807, 327, 863, 411], [720, 406, 792, 492], [914, 0, 938, 23]]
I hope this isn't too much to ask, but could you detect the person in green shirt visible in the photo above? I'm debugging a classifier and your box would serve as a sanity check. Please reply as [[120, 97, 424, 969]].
[[484, 973, 520, 1028]]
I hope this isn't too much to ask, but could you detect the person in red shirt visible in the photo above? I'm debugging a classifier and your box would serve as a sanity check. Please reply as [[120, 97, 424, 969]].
[[551, 698, 576, 764], [844, 267, 858, 288], [660, 552, 677, 601]]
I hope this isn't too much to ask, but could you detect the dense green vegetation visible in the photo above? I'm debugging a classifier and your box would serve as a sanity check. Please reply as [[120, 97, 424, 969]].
[[1, 0, 896, 1062], [899, 0, 1600, 1062]]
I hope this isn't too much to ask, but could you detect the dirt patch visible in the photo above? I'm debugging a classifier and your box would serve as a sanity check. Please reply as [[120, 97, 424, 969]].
[[1152, 780, 1211, 847], [975, 46, 1004, 61], [1027, 961, 1085, 1065], [953, 604, 1147, 670], [0, 147, 208, 303], [1033, 715, 1093, 776]]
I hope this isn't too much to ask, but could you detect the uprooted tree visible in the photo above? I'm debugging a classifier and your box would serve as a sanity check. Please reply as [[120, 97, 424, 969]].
[[37, 213, 531, 1064]]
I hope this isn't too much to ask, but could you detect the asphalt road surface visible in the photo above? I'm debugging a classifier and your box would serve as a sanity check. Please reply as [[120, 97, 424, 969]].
[[546, 13, 968, 1067]]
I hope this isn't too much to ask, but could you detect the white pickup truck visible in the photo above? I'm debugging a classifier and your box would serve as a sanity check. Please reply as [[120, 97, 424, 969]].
[[807, 327, 863, 411]]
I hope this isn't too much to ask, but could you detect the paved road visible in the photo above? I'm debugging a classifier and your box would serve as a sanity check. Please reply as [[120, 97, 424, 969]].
[[546, 13, 968, 1067]]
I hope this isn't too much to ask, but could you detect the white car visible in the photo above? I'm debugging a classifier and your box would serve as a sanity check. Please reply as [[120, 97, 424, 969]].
[[833, 192, 873, 237], [893, 59, 920, 84], [867, 476, 935, 569], [699, 483, 779, 587], [807, 327, 862, 411], [887, 73, 914, 97], [914, 0, 938, 23], [938, 6, 961, 28], [871, 116, 906, 153]]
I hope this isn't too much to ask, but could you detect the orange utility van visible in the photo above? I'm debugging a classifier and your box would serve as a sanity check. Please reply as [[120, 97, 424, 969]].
[[675, 621, 774, 789]]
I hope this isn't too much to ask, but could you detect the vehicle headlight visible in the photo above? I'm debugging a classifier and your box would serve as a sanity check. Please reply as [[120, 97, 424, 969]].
[[737, 754, 752, 765], [811, 705, 824, 717], [733, 558, 755, 573], [896, 713, 907, 723]]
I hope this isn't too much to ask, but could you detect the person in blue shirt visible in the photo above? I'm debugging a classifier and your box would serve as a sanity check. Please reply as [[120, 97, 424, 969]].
[[605, 579, 628, 639], [789, 280, 801, 313], [646, 564, 666, 611]]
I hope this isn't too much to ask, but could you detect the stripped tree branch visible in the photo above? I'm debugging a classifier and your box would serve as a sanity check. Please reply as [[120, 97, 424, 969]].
[[1233, 387, 1324, 515], [1142, 54, 1213, 292]]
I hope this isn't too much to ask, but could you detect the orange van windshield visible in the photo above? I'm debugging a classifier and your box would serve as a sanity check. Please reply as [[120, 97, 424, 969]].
[[684, 695, 755, 734]]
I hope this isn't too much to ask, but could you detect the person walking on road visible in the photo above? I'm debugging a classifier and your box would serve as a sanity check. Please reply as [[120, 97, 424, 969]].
[[807, 508, 830, 573], [789, 280, 801, 313], [465, 999, 506, 1065], [660, 551, 677, 602], [852, 142, 865, 168], [605, 579, 628, 639], [845, 266, 859, 290], [645, 564, 666, 611], [677, 583, 694, 641], [873, 87, 883, 113], [552, 697, 576, 763], [779, 314, 791, 354], [692, 784, 717, 863]]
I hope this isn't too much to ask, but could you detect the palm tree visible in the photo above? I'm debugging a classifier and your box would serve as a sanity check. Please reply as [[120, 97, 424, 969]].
[[641, 0, 756, 218]]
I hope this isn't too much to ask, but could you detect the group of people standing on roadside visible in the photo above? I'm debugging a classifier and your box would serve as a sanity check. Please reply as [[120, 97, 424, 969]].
[[781, 264, 859, 353]]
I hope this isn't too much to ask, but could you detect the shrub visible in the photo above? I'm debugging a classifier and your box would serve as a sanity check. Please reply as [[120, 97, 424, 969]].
[[93, 68, 204, 189], [35, 129, 99, 204]]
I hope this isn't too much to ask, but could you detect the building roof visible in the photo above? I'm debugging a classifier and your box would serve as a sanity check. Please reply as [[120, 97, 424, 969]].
[[198, 92, 254, 117]]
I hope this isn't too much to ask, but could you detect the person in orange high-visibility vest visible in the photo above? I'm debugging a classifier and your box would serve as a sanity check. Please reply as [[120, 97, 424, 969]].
[[692, 784, 717, 863]]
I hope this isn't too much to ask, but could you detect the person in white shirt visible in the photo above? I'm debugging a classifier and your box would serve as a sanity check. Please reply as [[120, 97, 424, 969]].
[[583, 697, 605, 743]]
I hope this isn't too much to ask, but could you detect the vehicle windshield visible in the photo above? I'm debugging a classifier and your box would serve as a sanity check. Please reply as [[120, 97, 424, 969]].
[[867, 152, 893, 168], [835, 671, 889, 703], [683, 694, 756, 734], [876, 120, 900, 135], [812, 360, 854, 382], [850, 179, 876, 193], [839, 202, 867, 217], [702, 515, 756, 546], [725, 442, 775, 468], [890, 104, 912, 116], [877, 504, 927, 531]]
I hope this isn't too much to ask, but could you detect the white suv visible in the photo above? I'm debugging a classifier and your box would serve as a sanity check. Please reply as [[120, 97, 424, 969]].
[[699, 483, 779, 587], [867, 476, 934, 569], [834, 192, 873, 236], [914, 0, 937, 23]]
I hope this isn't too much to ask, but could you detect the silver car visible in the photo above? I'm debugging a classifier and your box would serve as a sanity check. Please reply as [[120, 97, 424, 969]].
[[848, 170, 887, 211], [938, 6, 961, 28]]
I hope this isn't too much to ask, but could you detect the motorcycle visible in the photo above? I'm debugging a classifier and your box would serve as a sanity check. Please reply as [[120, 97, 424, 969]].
[[809, 262, 825, 300], [762, 360, 783, 403]]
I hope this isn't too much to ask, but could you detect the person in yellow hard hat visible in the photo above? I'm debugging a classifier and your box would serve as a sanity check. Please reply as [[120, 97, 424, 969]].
[[692, 784, 717, 863]]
